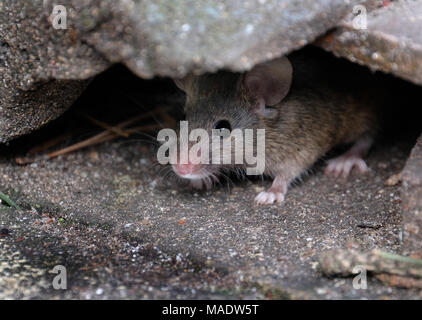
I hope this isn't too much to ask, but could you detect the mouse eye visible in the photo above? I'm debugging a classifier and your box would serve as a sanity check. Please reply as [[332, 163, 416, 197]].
[[213, 120, 232, 138], [213, 120, 231, 131]]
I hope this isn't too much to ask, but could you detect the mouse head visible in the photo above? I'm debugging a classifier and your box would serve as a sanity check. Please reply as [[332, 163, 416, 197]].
[[171, 57, 292, 187]]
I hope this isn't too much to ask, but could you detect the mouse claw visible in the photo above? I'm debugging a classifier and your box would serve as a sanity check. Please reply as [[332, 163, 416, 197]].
[[325, 156, 368, 179], [255, 191, 285, 205]]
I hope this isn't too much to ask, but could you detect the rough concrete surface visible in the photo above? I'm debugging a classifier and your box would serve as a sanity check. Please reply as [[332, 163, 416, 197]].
[[1, 133, 421, 299], [318, 0, 422, 86], [0, 80, 89, 144], [0, 1, 108, 142], [401, 134, 422, 255], [1, 0, 367, 142]]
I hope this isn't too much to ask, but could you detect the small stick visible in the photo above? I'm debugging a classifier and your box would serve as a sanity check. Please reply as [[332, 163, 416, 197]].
[[27, 132, 74, 155], [112, 106, 172, 129], [45, 107, 173, 159], [157, 109, 177, 128], [126, 124, 166, 133], [15, 156, 37, 165], [78, 113, 129, 138], [318, 249, 422, 278], [47, 131, 115, 158], [47, 122, 169, 159], [375, 274, 422, 289]]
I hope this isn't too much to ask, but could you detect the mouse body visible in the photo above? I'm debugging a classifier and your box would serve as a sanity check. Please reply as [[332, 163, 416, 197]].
[[171, 49, 383, 204]]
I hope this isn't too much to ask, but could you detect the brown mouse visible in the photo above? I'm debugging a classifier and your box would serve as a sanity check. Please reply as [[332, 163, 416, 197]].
[[170, 48, 383, 205]]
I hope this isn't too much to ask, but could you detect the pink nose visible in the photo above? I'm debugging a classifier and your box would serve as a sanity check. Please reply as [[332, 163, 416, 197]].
[[174, 163, 200, 175]]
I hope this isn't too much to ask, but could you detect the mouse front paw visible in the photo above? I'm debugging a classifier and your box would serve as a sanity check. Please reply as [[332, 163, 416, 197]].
[[325, 155, 368, 179], [255, 176, 289, 205], [255, 191, 285, 205]]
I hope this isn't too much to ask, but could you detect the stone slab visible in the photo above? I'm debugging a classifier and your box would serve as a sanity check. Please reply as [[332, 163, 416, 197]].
[[318, 0, 422, 86]]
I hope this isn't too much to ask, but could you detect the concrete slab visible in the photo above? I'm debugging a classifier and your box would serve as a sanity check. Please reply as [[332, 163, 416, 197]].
[[401, 134, 422, 255], [1, 0, 368, 143], [318, 0, 422, 86], [0, 80, 88, 144]]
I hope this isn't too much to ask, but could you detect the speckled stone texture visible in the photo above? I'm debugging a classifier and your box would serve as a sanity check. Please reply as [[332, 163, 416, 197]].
[[0, 0, 106, 143], [401, 134, 422, 255], [0, 133, 419, 299], [317, 0, 422, 256], [318, 0, 422, 86], [0, 0, 367, 143], [0, 80, 89, 144]]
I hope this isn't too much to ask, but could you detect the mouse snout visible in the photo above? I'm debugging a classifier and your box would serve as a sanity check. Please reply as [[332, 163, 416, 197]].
[[174, 162, 199, 175], [172, 145, 208, 178], [172, 160, 204, 179]]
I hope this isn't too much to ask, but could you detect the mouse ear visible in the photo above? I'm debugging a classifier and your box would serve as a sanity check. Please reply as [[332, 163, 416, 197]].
[[174, 78, 186, 92], [173, 75, 195, 94], [243, 56, 292, 111]]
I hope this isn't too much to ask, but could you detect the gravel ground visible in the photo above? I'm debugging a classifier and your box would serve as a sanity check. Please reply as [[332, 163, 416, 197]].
[[0, 133, 420, 299]]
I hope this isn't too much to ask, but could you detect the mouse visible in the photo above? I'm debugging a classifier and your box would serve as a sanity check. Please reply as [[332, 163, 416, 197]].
[[169, 48, 384, 205]]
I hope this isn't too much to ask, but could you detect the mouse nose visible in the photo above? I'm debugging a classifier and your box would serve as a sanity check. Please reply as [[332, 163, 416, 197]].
[[174, 162, 200, 176]]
